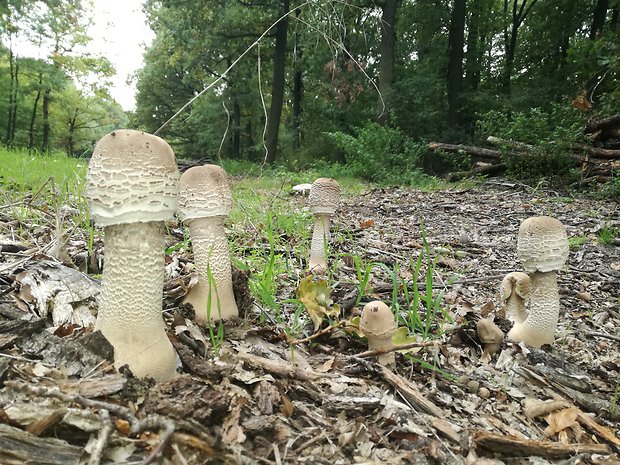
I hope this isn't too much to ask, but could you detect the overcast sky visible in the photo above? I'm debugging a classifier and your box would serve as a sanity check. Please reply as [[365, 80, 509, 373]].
[[89, 0, 154, 111]]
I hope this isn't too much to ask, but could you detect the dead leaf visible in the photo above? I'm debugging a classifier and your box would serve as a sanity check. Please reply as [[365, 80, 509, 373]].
[[296, 275, 341, 331], [544, 408, 579, 436], [359, 219, 375, 229]]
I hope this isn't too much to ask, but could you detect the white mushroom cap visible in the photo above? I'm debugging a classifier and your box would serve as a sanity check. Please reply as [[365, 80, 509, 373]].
[[517, 216, 569, 273], [85, 129, 179, 227], [360, 301, 396, 343], [178, 165, 232, 221], [360, 300, 396, 366], [308, 178, 341, 215]]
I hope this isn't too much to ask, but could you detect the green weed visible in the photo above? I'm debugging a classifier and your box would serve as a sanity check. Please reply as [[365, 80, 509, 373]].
[[597, 227, 618, 246]]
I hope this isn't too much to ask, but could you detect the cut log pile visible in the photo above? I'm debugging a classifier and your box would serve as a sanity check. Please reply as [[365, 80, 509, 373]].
[[428, 114, 620, 182]]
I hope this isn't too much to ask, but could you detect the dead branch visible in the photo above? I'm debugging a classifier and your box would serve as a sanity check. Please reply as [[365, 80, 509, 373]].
[[472, 430, 611, 458], [377, 365, 443, 417]]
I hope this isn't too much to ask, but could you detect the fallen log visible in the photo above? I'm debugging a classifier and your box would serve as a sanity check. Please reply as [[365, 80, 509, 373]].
[[427, 142, 504, 160], [574, 143, 620, 159], [447, 162, 506, 181], [485, 136, 619, 161], [585, 114, 620, 133]]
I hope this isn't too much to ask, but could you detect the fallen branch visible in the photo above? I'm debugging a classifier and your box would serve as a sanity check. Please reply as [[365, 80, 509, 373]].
[[377, 365, 443, 417], [472, 430, 611, 458]]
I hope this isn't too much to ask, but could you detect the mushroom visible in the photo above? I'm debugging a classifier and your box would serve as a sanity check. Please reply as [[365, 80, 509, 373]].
[[360, 300, 396, 366], [500, 271, 531, 324], [307, 178, 341, 272], [476, 318, 504, 355], [507, 216, 569, 348], [85, 129, 178, 382], [179, 165, 238, 323]]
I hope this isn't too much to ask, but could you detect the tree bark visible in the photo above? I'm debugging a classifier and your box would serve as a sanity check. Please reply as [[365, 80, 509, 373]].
[[232, 96, 241, 158], [447, 0, 466, 127], [265, 0, 290, 164], [376, 0, 398, 126]]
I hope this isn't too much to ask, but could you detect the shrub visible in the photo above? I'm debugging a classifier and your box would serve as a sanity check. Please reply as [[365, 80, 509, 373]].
[[326, 123, 429, 185]]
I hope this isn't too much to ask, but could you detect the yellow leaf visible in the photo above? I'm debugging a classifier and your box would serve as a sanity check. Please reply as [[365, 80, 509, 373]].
[[295, 275, 340, 331], [391, 327, 421, 354]]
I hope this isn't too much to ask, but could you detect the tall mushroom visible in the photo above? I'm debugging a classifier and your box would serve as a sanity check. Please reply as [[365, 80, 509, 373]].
[[85, 129, 178, 382], [179, 165, 238, 323], [500, 271, 531, 324], [308, 178, 341, 272], [507, 216, 569, 348], [360, 300, 396, 366]]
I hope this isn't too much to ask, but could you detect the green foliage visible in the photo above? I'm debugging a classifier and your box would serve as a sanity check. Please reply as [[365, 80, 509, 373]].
[[597, 226, 619, 246], [327, 123, 431, 186]]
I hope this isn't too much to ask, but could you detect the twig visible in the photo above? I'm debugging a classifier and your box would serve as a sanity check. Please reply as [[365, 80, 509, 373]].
[[138, 415, 176, 465], [88, 410, 113, 465], [289, 321, 346, 345], [586, 331, 620, 343], [357, 340, 441, 358]]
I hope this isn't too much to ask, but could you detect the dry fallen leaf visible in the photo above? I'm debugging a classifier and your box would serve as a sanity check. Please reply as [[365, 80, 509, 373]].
[[296, 275, 341, 331]]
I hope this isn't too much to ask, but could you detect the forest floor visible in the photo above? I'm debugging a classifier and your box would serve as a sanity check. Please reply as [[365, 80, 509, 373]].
[[0, 178, 619, 465]]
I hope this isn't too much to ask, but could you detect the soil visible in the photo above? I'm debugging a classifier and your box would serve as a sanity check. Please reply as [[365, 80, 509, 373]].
[[0, 179, 619, 465]]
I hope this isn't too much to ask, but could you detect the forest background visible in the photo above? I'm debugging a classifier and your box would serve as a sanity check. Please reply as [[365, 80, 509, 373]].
[[1, 0, 618, 185]]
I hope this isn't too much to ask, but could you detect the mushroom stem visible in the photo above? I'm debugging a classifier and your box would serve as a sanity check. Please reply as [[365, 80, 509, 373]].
[[184, 217, 238, 323], [500, 272, 531, 324], [309, 214, 331, 272], [96, 222, 176, 382], [507, 271, 559, 348]]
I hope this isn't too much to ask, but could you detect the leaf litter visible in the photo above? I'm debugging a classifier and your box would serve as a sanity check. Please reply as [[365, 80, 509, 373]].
[[0, 178, 619, 464]]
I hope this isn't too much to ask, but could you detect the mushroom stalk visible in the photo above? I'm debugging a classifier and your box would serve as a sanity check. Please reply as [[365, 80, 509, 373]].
[[500, 272, 531, 324], [309, 214, 331, 272], [507, 271, 559, 348], [96, 222, 176, 381], [185, 217, 238, 322]]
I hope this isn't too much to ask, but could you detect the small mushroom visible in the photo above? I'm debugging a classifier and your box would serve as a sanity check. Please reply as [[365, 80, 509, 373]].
[[85, 129, 178, 382], [500, 271, 531, 324], [507, 216, 569, 348], [179, 165, 238, 323], [360, 300, 396, 366], [476, 318, 504, 355], [307, 178, 341, 272]]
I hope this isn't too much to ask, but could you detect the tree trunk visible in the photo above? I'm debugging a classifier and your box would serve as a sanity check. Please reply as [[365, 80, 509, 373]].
[[29, 73, 43, 149], [231, 96, 241, 158], [292, 7, 303, 149], [376, 0, 398, 126], [41, 87, 51, 153], [447, 0, 466, 127], [589, 0, 609, 39], [501, 0, 538, 93], [5, 46, 16, 146], [464, 0, 481, 91], [264, 0, 290, 164]]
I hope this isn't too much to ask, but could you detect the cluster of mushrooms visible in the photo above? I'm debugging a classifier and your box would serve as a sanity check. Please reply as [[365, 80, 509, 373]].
[[85, 130, 342, 381], [85, 129, 570, 383]]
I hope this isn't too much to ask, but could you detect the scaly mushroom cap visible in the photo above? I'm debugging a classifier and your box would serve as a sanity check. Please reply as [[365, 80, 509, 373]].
[[178, 165, 232, 220], [308, 178, 341, 215], [85, 129, 179, 226], [517, 216, 569, 273]]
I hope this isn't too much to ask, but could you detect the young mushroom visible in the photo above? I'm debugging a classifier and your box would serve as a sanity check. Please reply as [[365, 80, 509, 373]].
[[179, 165, 238, 323], [476, 318, 504, 356], [507, 216, 569, 348], [85, 129, 178, 382], [360, 300, 396, 366], [500, 271, 531, 324], [307, 178, 341, 272]]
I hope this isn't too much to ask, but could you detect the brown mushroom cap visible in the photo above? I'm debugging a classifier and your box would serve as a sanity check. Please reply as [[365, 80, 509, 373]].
[[476, 318, 504, 355], [178, 165, 232, 220], [308, 178, 341, 215], [500, 271, 531, 301], [360, 300, 396, 340], [517, 216, 569, 273], [85, 129, 179, 226]]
